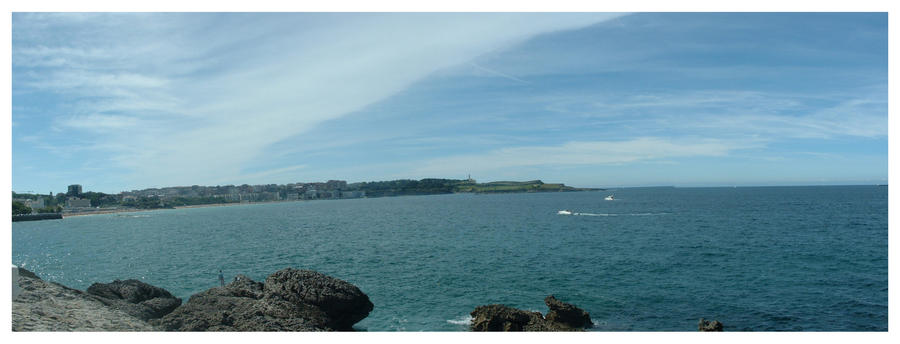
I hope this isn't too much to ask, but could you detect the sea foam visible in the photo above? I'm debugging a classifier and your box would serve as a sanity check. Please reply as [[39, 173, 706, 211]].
[[446, 314, 472, 325]]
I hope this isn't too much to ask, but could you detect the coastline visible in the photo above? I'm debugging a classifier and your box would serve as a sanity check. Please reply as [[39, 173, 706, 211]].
[[51, 189, 599, 219], [62, 208, 160, 218], [61, 200, 295, 218]]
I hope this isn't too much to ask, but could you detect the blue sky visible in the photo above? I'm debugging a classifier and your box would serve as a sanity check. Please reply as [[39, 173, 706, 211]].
[[11, 13, 887, 194]]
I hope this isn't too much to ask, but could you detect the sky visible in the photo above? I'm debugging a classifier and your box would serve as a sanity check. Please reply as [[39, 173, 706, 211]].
[[10, 12, 888, 194]]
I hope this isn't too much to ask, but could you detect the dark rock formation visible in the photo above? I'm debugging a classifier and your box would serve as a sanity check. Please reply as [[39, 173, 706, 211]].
[[470, 305, 551, 331], [544, 295, 593, 329], [698, 318, 724, 331], [153, 268, 373, 331], [470, 295, 593, 331], [15, 266, 371, 332], [17, 266, 40, 280], [86, 279, 182, 321], [264, 268, 374, 330]]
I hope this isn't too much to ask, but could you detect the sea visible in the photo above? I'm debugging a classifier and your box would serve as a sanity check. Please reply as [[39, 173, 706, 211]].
[[11, 185, 888, 331]]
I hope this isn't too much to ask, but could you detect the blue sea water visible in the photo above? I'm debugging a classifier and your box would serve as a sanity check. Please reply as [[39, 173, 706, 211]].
[[11, 186, 888, 331]]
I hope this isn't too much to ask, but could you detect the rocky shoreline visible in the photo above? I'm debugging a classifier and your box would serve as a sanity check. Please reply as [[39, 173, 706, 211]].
[[13, 267, 158, 331], [13, 267, 373, 331], [13, 267, 723, 331]]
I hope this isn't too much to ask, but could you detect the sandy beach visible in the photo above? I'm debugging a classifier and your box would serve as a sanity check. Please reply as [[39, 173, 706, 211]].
[[61, 200, 296, 218]]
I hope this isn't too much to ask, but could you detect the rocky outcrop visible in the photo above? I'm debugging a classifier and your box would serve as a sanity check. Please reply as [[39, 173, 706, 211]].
[[263, 268, 374, 330], [86, 279, 182, 321], [13, 268, 156, 331], [14, 266, 372, 332], [470, 304, 557, 331], [153, 268, 373, 331], [470, 295, 593, 331], [698, 318, 724, 331], [544, 295, 593, 329]]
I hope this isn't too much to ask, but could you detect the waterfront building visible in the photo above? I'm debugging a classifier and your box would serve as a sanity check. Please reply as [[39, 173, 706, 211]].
[[67, 184, 83, 197]]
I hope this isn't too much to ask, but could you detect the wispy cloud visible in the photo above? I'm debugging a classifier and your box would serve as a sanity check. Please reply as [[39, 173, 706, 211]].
[[56, 114, 143, 132], [411, 137, 760, 176], [11, 13, 886, 192], [13, 13, 623, 189], [537, 88, 887, 140], [237, 164, 308, 184], [469, 62, 531, 84]]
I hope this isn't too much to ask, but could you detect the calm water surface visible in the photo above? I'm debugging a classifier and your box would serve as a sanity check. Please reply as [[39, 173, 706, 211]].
[[12, 186, 888, 331]]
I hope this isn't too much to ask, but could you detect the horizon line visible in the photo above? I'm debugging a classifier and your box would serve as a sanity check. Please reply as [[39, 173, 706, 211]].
[[11, 179, 888, 196]]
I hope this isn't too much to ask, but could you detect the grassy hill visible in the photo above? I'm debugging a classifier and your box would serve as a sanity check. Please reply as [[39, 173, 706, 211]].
[[351, 178, 598, 196], [454, 180, 596, 193]]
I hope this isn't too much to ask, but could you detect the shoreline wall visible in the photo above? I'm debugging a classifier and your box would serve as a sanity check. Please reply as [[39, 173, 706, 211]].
[[12, 213, 63, 222]]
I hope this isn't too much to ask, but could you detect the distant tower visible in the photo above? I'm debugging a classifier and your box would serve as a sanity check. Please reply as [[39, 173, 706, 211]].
[[67, 184, 82, 197]]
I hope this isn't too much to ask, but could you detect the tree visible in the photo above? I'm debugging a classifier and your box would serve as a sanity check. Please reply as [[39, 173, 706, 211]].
[[37, 206, 62, 214], [55, 192, 67, 205], [12, 201, 32, 216]]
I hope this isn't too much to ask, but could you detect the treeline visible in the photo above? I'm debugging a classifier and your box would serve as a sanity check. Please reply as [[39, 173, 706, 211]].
[[351, 178, 474, 197], [12, 191, 118, 208], [160, 197, 240, 207]]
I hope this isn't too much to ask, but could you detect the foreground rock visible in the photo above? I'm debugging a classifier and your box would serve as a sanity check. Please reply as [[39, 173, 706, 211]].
[[13, 266, 371, 332], [698, 318, 724, 331], [153, 268, 373, 331], [471, 295, 593, 331], [544, 295, 593, 329], [87, 279, 182, 321], [13, 268, 157, 331]]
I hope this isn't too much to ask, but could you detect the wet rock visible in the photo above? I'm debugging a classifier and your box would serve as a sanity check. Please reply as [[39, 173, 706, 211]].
[[86, 279, 182, 321], [470, 296, 593, 331], [17, 266, 40, 280], [470, 304, 550, 331], [698, 318, 724, 331], [154, 268, 373, 331], [544, 295, 593, 329]]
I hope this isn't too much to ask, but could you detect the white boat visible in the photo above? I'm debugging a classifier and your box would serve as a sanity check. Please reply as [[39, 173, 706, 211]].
[[604, 195, 614, 201], [557, 210, 573, 215]]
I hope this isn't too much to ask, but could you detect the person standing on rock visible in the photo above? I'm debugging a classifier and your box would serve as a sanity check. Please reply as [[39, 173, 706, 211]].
[[218, 270, 225, 287]]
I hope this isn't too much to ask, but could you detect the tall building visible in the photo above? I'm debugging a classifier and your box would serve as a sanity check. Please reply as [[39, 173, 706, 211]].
[[67, 184, 82, 197]]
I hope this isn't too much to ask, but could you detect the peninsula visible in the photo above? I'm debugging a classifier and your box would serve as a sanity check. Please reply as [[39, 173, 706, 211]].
[[12, 178, 600, 216]]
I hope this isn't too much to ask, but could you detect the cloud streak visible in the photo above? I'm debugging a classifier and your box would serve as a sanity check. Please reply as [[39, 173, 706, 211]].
[[12, 13, 886, 192], [13, 13, 623, 189], [411, 137, 760, 176]]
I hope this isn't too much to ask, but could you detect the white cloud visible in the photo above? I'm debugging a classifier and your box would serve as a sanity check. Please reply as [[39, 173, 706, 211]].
[[57, 114, 143, 131], [411, 137, 760, 176], [237, 164, 309, 184], [538, 89, 887, 140], [13, 13, 624, 188]]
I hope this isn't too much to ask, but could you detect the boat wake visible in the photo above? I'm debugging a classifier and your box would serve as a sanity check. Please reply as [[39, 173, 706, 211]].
[[558, 211, 669, 217]]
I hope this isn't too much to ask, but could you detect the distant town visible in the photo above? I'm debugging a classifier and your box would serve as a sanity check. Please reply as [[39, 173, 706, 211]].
[[12, 178, 597, 218]]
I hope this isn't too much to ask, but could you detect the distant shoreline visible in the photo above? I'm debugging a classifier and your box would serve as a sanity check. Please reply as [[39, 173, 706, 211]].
[[61, 200, 290, 218], [29, 185, 885, 220]]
